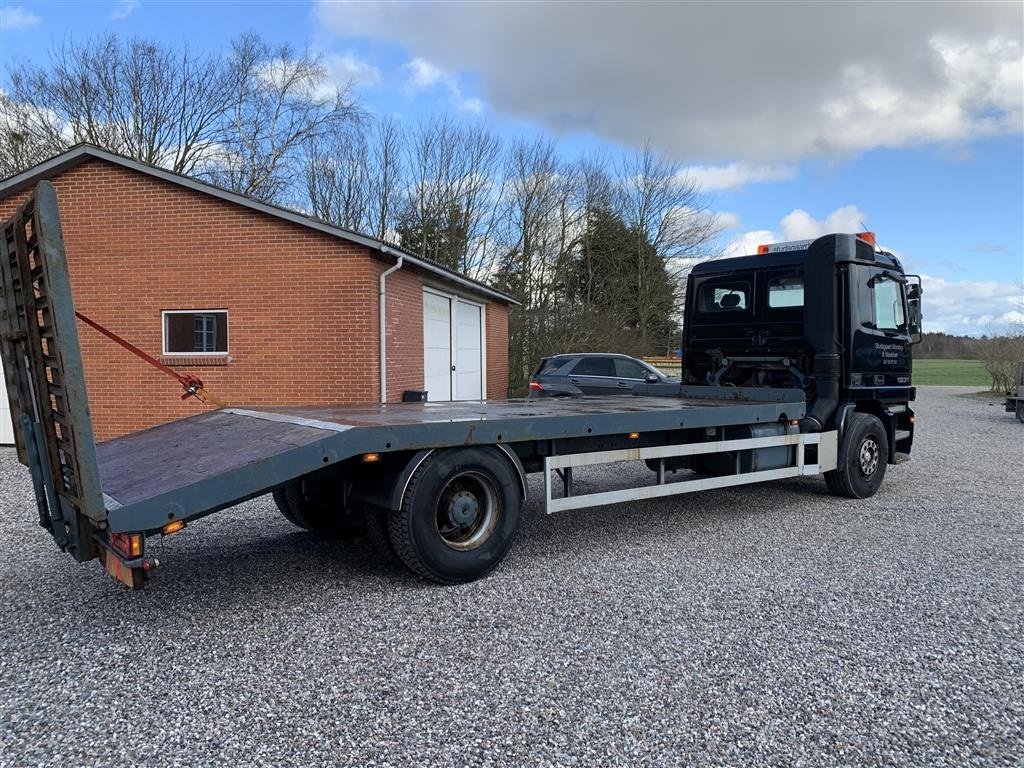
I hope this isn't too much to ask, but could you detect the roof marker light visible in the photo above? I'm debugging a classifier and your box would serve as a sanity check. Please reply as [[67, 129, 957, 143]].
[[756, 231, 878, 255]]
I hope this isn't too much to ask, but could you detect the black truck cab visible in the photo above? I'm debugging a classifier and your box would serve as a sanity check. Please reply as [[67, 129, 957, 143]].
[[683, 232, 922, 464]]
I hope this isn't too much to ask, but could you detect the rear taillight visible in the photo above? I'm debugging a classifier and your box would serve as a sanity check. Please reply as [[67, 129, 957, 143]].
[[528, 380, 544, 391], [109, 532, 143, 559]]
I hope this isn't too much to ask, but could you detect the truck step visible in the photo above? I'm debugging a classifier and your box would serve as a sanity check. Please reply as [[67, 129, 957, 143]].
[[894, 452, 911, 464], [895, 429, 911, 442]]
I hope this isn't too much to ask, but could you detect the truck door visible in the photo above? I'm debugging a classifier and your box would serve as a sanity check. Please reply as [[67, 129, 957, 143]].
[[848, 265, 912, 391]]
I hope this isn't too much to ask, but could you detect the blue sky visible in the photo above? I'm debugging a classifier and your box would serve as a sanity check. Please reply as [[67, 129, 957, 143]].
[[1, 0, 1022, 335]]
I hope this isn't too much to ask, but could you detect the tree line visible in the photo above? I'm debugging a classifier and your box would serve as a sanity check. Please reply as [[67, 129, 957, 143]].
[[919, 330, 1024, 392], [1, 34, 720, 394]]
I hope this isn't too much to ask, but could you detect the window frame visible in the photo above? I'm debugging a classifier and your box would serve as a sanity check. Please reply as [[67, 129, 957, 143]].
[[866, 274, 908, 334], [162, 309, 229, 356], [613, 357, 652, 380], [695, 277, 753, 315], [766, 272, 805, 310], [575, 356, 617, 378]]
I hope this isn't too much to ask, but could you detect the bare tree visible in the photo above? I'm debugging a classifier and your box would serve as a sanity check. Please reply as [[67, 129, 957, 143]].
[[615, 145, 719, 347], [980, 319, 1024, 392], [206, 33, 357, 202], [366, 116, 404, 242], [305, 119, 370, 231], [399, 115, 502, 277], [6, 35, 234, 174], [0, 92, 58, 177]]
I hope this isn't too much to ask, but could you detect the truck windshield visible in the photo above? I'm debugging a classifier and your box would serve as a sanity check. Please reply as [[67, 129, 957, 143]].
[[871, 275, 906, 331]]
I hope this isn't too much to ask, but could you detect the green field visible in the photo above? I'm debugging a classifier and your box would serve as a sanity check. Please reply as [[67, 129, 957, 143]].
[[913, 358, 991, 387]]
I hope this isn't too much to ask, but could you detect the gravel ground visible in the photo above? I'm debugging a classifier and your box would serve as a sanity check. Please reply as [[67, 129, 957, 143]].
[[1, 386, 1021, 767]]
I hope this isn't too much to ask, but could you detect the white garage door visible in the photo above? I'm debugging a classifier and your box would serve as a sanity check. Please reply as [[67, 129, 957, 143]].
[[455, 300, 482, 400], [422, 289, 484, 402], [0, 356, 13, 446], [423, 290, 453, 402]]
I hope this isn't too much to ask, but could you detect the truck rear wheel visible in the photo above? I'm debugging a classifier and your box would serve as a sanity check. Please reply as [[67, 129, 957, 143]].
[[273, 487, 309, 530], [388, 447, 522, 584], [274, 480, 365, 540], [825, 412, 888, 499], [362, 507, 402, 566]]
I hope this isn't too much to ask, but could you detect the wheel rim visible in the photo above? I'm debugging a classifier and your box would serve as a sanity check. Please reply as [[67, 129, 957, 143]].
[[434, 471, 500, 551], [858, 436, 880, 477]]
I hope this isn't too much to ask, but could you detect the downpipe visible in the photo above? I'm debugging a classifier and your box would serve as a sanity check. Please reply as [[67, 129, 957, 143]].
[[379, 253, 404, 404]]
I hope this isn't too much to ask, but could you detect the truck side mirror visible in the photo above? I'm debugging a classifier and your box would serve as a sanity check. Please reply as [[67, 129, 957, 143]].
[[906, 276, 923, 344]]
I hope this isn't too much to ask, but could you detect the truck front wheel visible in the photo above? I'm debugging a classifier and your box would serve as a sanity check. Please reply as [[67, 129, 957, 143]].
[[388, 448, 522, 584], [825, 412, 888, 499]]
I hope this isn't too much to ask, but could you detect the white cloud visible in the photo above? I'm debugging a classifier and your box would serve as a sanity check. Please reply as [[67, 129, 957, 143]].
[[458, 96, 484, 115], [722, 205, 1024, 334], [324, 52, 381, 89], [917, 274, 1023, 334], [110, 0, 139, 20], [714, 211, 742, 231], [725, 205, 870, 255], [0, 5, 41, 29], [723, 229, 776, 258], [682, 163, 796, 191], [778, 205, 869, 240], [406, 58, 445, 89], [317, 2, 1023, 162], [402, 56, 486, 114]]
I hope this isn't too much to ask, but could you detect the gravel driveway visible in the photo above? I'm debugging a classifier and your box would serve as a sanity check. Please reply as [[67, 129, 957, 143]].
[[1, 386, 1021, 767]]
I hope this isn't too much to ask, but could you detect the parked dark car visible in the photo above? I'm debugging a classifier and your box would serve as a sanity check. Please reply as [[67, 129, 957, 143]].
[[528, 353, 678, 398]]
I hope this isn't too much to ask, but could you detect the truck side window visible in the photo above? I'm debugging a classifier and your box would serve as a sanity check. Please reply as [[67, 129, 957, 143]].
[[699, 281, 749, 312], [767, 275, 803, 308], [871, 275, 906, 332]]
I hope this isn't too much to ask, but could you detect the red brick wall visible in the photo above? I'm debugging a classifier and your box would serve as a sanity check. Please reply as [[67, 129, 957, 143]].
[[486, 302, 509, 399], [1, 157, 512, 439], [382, 264, 425, 402]]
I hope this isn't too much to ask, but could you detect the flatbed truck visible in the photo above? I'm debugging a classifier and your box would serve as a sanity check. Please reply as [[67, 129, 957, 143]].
[[1, 183, 922, 589], [1006, 362, 1024, 422]]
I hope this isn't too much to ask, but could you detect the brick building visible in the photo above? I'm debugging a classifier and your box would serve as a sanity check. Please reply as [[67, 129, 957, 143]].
[[0, 145, 515, 443]]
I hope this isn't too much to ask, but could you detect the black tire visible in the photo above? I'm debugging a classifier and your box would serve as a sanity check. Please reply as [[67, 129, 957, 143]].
[[363, 506, 402, 566], [1017, 402, 1024, 423], [272, 487, 308, 529], [387, 447, 522, 584], [825, 412, 888, 499], [281, 480, 365, 540]]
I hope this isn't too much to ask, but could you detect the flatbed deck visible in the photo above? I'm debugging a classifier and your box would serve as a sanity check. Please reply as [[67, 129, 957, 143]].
[[97, 392, 805, 533]]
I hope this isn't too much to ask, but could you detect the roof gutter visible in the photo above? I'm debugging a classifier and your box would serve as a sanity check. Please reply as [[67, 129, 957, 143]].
[[379, 250, 404, 404]]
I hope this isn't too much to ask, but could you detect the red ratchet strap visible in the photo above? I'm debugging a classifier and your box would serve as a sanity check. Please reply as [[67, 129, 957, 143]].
[[74, 311, 226, 408]]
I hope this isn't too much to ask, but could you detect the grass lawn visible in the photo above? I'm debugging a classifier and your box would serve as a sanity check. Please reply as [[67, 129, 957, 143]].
[[914, 358, 992, 387]]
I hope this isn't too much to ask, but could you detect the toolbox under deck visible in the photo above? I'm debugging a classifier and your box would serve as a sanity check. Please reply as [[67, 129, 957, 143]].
[[96, 393, 806, 532]]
